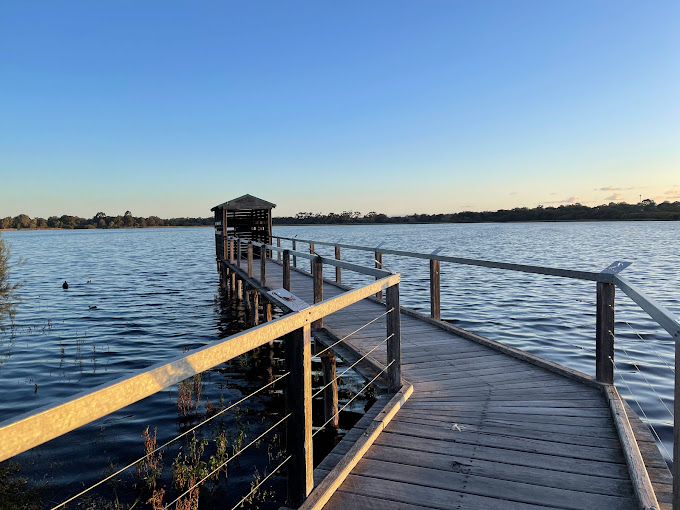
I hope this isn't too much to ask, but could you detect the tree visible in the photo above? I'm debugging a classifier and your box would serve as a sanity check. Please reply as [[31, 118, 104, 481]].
[[0, 233, 21, 326]]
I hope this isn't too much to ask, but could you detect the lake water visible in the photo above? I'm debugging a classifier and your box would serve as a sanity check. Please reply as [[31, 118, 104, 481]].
[[273, 221, 680, 464], [1, 222, 678, 507]]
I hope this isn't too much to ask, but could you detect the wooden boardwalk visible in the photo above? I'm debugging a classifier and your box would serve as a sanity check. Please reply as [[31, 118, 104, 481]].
[[254, 259, 671, 510]]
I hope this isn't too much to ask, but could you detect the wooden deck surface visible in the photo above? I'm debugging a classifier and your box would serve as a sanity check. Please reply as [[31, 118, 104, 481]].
[[253, 259, 669, 509]]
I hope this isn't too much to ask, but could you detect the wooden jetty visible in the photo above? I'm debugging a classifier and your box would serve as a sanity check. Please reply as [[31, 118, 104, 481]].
[[228, 247, 671, 510], [1, 195, 678, 510]]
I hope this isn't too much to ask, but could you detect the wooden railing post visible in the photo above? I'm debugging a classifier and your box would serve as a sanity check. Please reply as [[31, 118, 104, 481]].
[[285, 323, 313, 507], [247, 243, 254, 278], [335, 246, 341, 284], [283, 250, 291, 291], [309, 242, 315, 273], [237, 239, 242, 268], [251, 291, 259, 326], [277, 238, 281, 262], [674, 342, 679, 510], [386, 283, 402, 392], [320, 351, 339, 430], [596, 282, 615, 384], [430, 259, 441, 320], [313, 256, 323, 329], [260, 247, 267, 287], [229, 239, 235, 264], [375, 251, 383, 299], [292, 240, 297, 268]]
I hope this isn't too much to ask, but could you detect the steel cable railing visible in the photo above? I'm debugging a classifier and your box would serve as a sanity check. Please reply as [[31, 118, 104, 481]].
[[50, 372, 290, 510], [228, 455, 292, 510], [164, 413, 291, 509], [613, 356, 673, 461], [312, 334, 393, 400], [312, 360, 396, 438], [314, 308, 393, 358]]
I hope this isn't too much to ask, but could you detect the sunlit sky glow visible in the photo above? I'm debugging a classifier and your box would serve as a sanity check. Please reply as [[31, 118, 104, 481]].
[[1, 1, 678, 218]]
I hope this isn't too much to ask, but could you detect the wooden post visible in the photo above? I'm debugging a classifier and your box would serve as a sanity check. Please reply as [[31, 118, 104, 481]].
[[260, 249, 266, 287], [237, 239, 242, 268], [335, 246, 341, 284], [222, 208, 228, 261], [230, 272, 236, 300], [310, 242, 315, 273], [375, 251, 383, 300], [292, 240, 297, 268], [229, 239, 235, 264], [596, 282, 615, 384], [251, 291, 259, 326], [277, 238, 281, 262], [236, 278, 243, 301], [320, 352, 339, 430], [674, 342, 680, 510], [247, 244, 253, 278], [284, 324, 313, 507], [430, 259, 441, 320], [283, 250, 291, 292], [386, 284, 402, 393], [265, 302, 272, 322], [313, 256, 323, 329]]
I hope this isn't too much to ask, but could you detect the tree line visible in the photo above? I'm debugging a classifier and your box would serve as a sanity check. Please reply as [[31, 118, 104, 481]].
[[0, 211, 213, 230], [2, 200, 679, 230], [274, 200, 680, 224]]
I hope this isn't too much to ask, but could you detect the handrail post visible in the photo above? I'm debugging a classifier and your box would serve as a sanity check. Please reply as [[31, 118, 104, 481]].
[[292, 240, 297, 268], [430, 259, 441, 320], [674, 341, 679, 510], [285, 323, 313, 507], [596, 282, 615, 384], [309, 242, 315, 273], [335, 246, 341, 284], [237, 239, 242, 268], [248, 290, 260, 326], [283, 250, 291, 291], [386, 283, 402, 392], [313, 256, 323, 329], [277, 238, 281, 262], [247, 243, 253, 278], [320, 350, 339, 430], [375, 251, 383, 299], [260, 247, 267, 287]]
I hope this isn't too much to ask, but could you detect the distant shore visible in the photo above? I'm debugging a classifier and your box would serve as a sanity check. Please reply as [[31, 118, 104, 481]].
[[2, 200, 678, 230]]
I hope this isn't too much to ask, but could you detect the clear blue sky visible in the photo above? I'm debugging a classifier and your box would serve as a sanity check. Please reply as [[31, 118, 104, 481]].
[[1, 1, 678, 218]]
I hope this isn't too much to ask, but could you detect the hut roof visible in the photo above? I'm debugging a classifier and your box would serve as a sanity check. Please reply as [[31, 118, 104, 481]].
[[211, 194, 277, 212]]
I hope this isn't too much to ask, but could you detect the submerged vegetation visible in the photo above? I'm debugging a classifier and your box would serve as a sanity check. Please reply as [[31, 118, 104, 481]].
[[0, 233, 21, 326]]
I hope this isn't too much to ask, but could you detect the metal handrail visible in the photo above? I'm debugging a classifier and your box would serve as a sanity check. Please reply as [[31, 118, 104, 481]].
[[272, 235, 680, 342], [272, 235, 613, 283]]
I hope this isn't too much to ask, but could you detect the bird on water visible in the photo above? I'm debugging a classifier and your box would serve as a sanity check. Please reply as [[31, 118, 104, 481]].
[[62, 281, 68, 289]]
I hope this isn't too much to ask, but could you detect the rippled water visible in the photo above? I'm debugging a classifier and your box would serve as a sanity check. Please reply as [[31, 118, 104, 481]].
[[1, 222, 678, 507], [275, 221, 680, 466], [0, 228, 366, 509]]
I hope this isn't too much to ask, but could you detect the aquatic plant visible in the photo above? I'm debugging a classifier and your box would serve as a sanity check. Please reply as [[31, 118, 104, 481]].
[[0, 233, 22, 328], [137, 427, 163, 490]]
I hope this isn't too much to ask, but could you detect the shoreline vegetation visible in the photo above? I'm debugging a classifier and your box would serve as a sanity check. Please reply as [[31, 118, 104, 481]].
[[1, 200, 679, 230]]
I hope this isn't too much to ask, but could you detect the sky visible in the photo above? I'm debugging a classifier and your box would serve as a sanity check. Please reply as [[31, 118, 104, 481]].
[[1, 1, 678, 218]]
